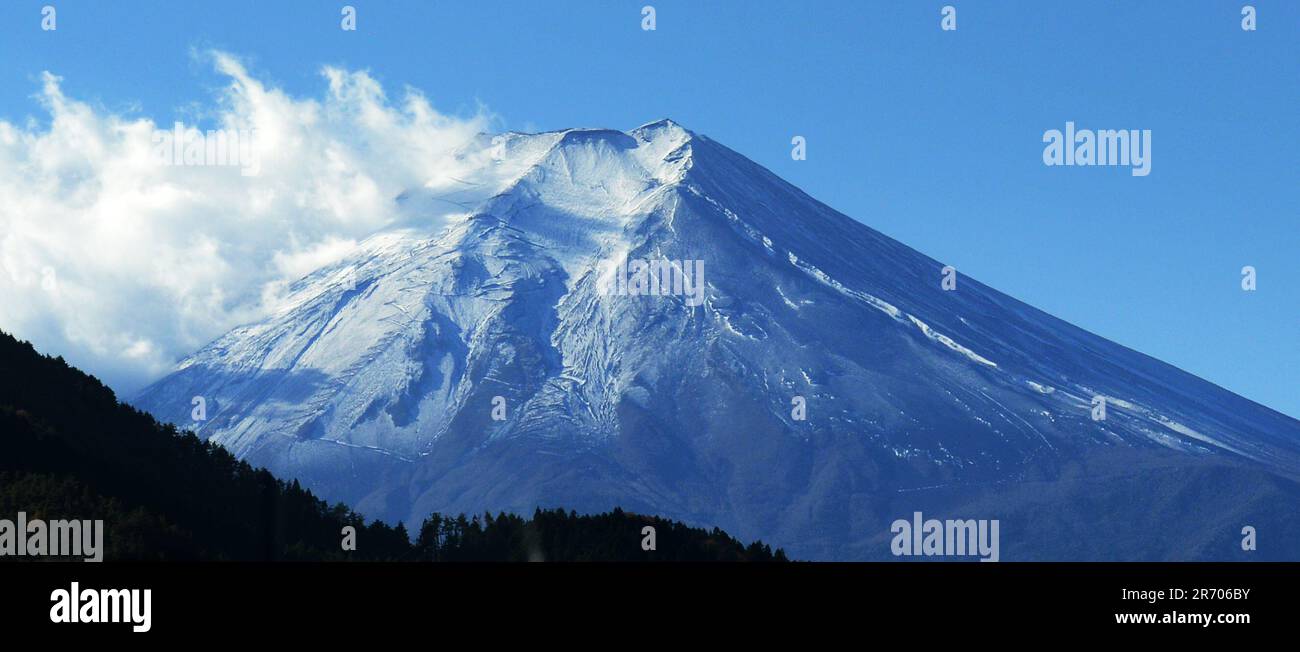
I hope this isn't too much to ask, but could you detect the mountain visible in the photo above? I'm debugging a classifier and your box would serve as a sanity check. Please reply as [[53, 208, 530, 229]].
[[134, 119, 1300, 560]]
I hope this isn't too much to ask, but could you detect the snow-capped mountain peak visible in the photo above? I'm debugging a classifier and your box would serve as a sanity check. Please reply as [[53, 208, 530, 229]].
[[136, 120, 1300, 560]]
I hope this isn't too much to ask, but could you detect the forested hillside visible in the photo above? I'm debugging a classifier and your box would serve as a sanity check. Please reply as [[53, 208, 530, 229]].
[[0, 330, 783, 561]]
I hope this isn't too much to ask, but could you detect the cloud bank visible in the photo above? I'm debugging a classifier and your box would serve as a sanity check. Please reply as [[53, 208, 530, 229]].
[[0, 52, 494, 395]]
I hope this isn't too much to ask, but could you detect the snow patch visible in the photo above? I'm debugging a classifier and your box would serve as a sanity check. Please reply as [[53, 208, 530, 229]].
[[1026, 380, 1055, 394]]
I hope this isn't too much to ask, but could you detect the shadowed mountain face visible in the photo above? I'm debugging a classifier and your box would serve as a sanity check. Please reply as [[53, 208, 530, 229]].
[[134, 120, 1300, 560]]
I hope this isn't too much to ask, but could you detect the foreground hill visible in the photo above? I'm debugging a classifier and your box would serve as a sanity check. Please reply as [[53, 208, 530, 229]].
[[0, 330, 781, 561]]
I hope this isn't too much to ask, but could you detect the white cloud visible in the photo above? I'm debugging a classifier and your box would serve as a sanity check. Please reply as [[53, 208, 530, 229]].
[[0, 51, 495, 395]]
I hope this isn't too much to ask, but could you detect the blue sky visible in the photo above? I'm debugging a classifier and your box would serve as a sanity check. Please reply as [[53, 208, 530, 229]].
[[0, 0, 1296, 418]]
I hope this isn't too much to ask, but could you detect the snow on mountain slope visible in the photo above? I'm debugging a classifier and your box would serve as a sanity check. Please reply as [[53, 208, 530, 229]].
[[134, 119, 1300, 559]]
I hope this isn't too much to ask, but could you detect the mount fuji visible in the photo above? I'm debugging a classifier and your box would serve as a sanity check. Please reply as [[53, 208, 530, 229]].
[[134, 120, 1300, 560]]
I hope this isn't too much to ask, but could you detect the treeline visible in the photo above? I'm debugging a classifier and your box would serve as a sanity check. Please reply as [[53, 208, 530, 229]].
[[0, 330, 784, 561], [410, 508, 786, 561]]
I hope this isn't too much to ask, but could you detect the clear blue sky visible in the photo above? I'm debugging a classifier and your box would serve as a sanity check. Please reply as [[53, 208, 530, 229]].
[[1, 1, 1296, 418]]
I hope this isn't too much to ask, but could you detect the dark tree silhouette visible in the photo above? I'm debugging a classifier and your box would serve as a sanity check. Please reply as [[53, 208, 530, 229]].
[[0, 330, 786, 562]]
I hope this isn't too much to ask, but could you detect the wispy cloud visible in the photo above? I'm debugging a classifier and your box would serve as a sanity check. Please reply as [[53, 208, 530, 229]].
[[0, 51, 494, 394]]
